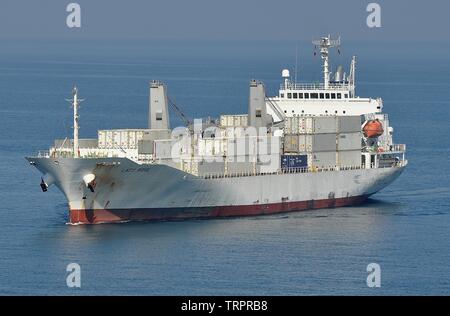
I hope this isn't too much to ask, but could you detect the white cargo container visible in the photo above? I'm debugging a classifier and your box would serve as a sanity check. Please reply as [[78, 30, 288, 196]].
[[312, 151, 337, 168], [284, 117, 295, 134], [98, 129, 148, 149], [205, 135, 280, 161], [98, 131, 106, 148], [338, 116, 362, 133], [285, 116, 327, 134], [312, 134, 337, 152], [154, 139, 174, 159], [284, 135, 299, 153], [219, 127, 249, 138], [120, 130, 128, 148], [220, 114, 248, 127], [138, 140, 154, 154], [112, 130, 121, 148], [198, 138, 227, 158], [285, 131, 361, 154], [305, 117, 314, 134], [298, 135, 313, 152], [313, 117, 337, 134], [337, 132, 362, 151], [258, 153, 280, 174], [298, 117, 314, 134], [284, 116, 363, 135]]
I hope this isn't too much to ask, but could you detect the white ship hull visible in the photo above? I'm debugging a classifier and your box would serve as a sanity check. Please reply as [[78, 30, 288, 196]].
[[27, 157, 406, 224]]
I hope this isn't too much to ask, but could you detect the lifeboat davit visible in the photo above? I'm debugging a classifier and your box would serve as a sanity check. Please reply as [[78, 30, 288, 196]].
[[363, 120, 384, 138]]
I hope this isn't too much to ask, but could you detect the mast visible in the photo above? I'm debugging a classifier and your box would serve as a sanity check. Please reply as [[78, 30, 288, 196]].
[[349, 56, 357, 97], [312, 35, 340, 89], [66, 86, 84, 158]]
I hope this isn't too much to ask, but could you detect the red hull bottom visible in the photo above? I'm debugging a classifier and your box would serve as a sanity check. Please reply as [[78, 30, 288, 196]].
[[69, 195, 370, 224]]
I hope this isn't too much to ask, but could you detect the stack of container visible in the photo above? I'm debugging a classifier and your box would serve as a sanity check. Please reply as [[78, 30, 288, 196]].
[[282, 116, 362, 169], [98, 129, 148, 149], [219, 114, 248, 127]]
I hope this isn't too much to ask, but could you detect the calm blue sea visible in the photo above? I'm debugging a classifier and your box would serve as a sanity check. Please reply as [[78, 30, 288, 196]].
[[0, 38, 449, 295]]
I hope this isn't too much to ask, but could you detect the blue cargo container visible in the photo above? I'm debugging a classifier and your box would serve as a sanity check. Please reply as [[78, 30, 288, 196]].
[[281, 154, 308, 169]]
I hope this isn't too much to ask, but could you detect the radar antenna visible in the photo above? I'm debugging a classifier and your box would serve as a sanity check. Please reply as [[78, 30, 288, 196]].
[[312, 35, 341, 89]]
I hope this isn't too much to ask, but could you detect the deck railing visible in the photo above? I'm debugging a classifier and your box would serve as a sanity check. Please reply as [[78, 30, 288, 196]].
[[200, 160, 407, 180], [37, 150, 50, 158], [280, 82, 351, 91]]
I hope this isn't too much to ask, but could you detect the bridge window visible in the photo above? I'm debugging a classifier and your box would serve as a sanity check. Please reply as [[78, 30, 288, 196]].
[[293, 92, 298, 99], [310, 93, 319, 99], [299, 93, 304, 99], [331, 93, 336, 99], [304, 93, 309, 99], [280, 93, 284, 98], [287, 93, 292, 99], [344, 94, 348, 98], [337, 93, 341, 99], [325, 93, 330, 99], [320, 93, 324, 99]]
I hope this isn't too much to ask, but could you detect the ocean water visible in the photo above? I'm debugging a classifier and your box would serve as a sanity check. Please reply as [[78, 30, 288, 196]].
[[0, 38, 449, 295]]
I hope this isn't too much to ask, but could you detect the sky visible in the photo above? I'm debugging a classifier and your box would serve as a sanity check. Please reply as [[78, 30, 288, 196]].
[[0, 0, 449, 42]]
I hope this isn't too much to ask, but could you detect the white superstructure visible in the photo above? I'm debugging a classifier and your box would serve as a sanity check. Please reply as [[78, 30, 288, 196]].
[[266, 35, 381, 120]]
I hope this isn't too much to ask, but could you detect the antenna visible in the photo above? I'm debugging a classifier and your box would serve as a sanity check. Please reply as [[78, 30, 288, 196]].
[[65, 86, 84, 158], [294, 41, 299, 84], [349, 55, 357, 97], [312, 35, 341, 88]]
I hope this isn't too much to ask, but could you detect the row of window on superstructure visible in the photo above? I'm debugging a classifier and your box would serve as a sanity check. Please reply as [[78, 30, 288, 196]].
[[283, 110, 347, 115], [281, 92, 349, 99]]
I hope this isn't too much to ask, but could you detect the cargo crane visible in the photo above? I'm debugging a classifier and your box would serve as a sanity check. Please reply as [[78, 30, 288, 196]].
[[167, 96, 192, 127]]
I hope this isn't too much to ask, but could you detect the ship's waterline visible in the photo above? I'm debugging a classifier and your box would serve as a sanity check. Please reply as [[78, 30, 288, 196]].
[[69, 196, 372, 225]]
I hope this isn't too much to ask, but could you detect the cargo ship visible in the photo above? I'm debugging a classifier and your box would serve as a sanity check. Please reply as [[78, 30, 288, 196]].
[[26, 36, 407, 224]]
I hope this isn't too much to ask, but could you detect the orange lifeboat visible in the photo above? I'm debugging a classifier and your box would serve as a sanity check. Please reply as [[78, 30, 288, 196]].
[[363, 120, 384, 138]]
